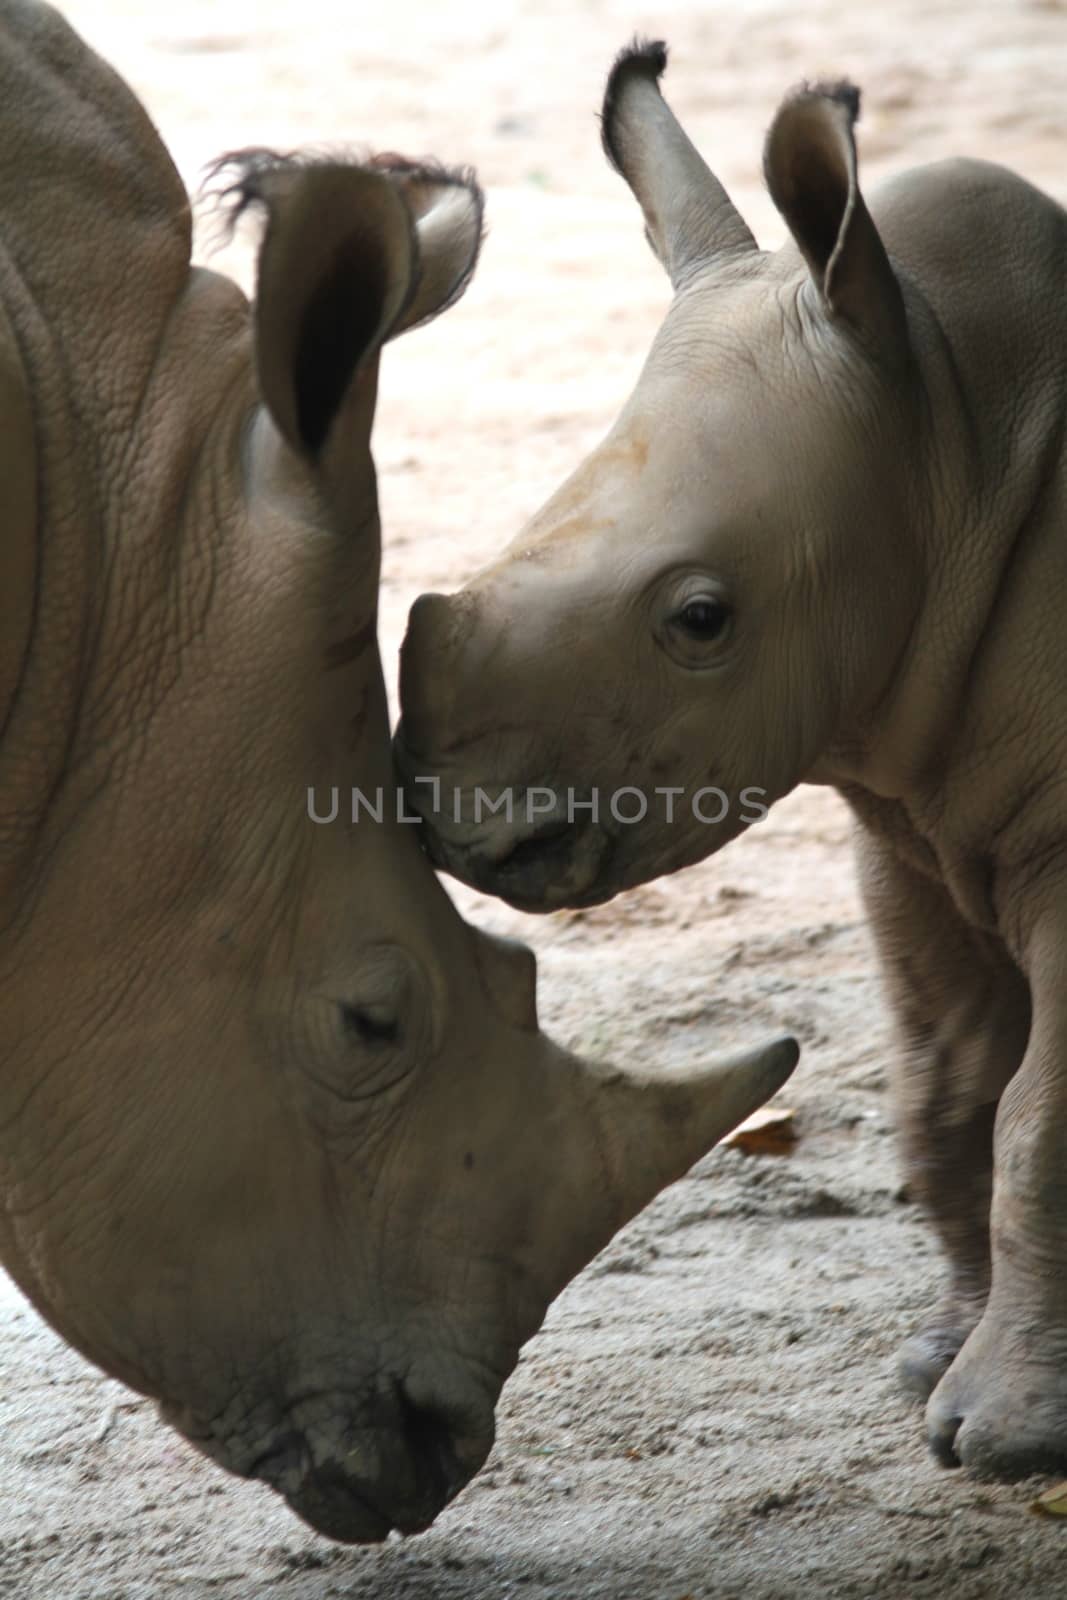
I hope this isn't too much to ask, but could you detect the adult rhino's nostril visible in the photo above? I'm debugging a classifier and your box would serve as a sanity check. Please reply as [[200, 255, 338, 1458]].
[[288, 1461, 395, 1544], [281, 1391, 467, 1544], [395, 1384, 466, 1509]]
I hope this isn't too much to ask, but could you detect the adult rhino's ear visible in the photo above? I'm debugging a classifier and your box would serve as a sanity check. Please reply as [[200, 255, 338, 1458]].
[[763, 84, 907, 351], [372, 156, 485, 335], [209, 152, 483, 459], [601, 38, 757, 289]]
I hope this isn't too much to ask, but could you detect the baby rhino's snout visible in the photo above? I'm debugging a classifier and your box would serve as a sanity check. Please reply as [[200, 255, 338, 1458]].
[[398, 584, 611, 907]]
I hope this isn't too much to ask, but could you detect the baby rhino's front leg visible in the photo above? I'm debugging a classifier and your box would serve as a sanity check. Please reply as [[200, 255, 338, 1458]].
[[927, 901, 1067, 1476], [855, 830, 1029, 1402]]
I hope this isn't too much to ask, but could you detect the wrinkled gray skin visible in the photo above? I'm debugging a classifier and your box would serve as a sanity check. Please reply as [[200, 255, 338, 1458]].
[[399, 40, 1067, 1479], [0, 8, 798, 1545]]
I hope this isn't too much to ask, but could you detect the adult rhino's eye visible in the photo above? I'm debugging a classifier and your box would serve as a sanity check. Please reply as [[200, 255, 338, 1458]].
[[300, 947, 431, 1122], [339, 1001, 401, 1049], [675, 597, 732, 641]]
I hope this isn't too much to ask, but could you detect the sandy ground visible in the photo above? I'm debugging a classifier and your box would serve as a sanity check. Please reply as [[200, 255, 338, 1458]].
[[5, 0, 1067, 1595]]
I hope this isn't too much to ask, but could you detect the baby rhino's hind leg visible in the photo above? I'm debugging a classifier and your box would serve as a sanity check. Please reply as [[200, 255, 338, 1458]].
[[856, 828, 1031, 1400]]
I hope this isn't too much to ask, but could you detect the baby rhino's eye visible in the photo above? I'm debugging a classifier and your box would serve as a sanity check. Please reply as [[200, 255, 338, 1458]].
[[675, 596, 732, 641]]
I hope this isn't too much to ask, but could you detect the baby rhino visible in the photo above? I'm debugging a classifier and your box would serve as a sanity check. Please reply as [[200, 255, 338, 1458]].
[[399, 41, 1067, 1477], [0, 5, 795, 1545]]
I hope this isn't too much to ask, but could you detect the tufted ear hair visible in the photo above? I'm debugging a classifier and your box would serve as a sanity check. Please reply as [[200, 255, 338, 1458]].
[[207, 150, 484, 459], [600, 38, 757, 288], [370, 155, 485, 336], [763, 83, 907, 352]]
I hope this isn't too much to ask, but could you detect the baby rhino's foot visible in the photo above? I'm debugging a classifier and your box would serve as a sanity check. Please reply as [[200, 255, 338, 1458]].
[[927, 1307, 1067, 1477], [896, 1292, 986, 1402]]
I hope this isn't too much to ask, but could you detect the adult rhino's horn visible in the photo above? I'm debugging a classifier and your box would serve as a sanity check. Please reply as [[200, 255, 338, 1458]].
[[600, 38, 758, 288], [590, 1034, 799, 1220]]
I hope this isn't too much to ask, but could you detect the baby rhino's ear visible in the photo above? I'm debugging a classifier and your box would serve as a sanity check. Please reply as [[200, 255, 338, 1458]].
[[763, 84, 908, 356], [210, 152, 484, 462], [601, 39, 757, 288]]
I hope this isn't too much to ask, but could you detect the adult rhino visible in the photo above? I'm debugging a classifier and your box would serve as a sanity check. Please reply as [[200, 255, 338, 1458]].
[[398, 41, 1067, 1479], [0, 5, 797, 1546]]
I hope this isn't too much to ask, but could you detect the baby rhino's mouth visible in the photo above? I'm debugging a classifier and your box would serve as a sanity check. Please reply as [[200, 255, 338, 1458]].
[[392, 732, 616, 909], [497, 818, 573, 874], [470, 815, 616, 911]]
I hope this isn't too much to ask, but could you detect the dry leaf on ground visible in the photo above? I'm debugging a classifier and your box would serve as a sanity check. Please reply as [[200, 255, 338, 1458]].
[[1030, 1482, 1067, 1517], [723, 1106, 798, 1155]]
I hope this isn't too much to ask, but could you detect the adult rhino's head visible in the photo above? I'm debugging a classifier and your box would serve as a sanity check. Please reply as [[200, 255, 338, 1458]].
[[0, 7, 797, 1546], [397, 41, 926, 911]]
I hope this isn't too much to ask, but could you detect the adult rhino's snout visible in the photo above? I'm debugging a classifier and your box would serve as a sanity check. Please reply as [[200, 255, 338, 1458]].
[[248, 1382, 491, 1544]]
